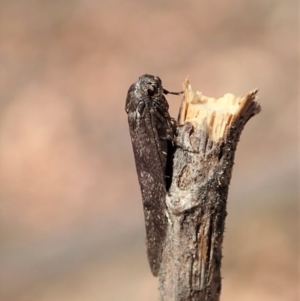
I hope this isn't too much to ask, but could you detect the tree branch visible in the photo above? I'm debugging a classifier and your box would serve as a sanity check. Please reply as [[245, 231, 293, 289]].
[[158, 79, 261, 301]]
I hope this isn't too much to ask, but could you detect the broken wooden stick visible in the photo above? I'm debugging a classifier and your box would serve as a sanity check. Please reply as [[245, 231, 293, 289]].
[[159, 78, 261, 301]]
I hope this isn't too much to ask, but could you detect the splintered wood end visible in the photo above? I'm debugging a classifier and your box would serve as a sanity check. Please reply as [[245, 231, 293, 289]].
[[178, 78, 260, 142]]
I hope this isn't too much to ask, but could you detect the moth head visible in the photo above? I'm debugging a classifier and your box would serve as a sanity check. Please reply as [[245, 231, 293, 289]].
[[125, 74, 164, 114], [139, 74, 163, 97]]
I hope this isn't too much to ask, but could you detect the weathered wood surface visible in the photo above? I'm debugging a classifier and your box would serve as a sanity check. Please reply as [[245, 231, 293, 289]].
[[158, 80, 261, 301]]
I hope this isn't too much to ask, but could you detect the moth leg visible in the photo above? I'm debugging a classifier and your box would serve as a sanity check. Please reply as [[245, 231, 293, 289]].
[[151, 107, 170, 125], [151, 109, 174, 140], [163, 89, 183, 96]]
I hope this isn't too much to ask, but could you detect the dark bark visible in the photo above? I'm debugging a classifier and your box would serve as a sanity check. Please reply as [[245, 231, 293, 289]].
[[158, 83, 261, 301]]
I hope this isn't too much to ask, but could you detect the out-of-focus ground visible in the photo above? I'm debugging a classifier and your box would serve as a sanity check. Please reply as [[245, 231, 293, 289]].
[[0, 0, 298, 300]]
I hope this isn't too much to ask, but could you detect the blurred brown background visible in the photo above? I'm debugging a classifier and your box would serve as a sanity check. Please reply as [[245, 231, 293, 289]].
[[0, 0, 298, 300]]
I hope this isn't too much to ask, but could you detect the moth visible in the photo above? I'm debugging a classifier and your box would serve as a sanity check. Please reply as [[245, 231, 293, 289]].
[[125, 74, 181, 276]]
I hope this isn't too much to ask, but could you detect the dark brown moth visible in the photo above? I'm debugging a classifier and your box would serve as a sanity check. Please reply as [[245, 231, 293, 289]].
[[125, 74, 181, 276]]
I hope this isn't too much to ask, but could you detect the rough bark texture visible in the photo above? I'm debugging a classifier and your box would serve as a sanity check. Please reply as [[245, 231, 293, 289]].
[[158, 80, 261, 301]]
